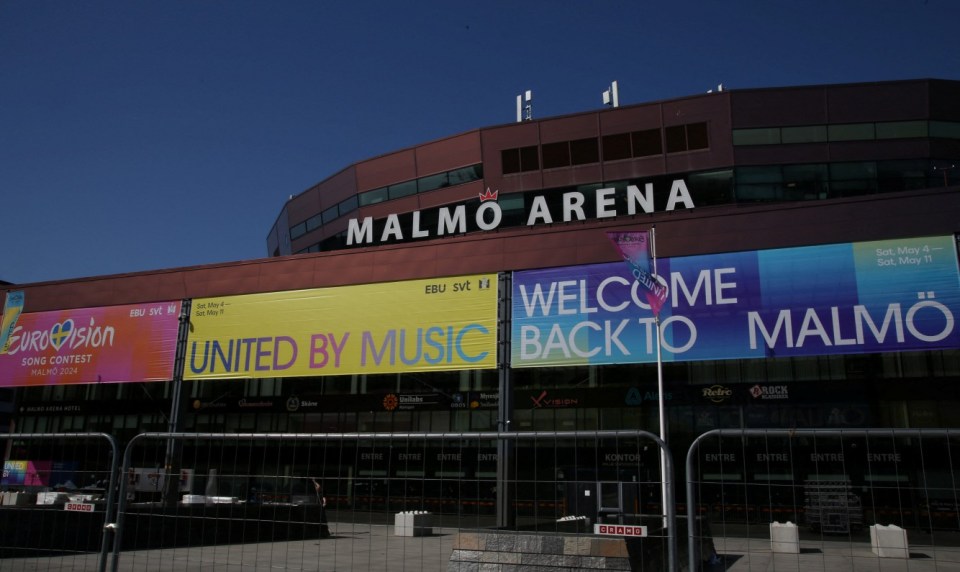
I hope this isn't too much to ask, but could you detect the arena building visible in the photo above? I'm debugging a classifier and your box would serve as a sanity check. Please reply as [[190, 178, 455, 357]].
[[1, 78, 959, 523]]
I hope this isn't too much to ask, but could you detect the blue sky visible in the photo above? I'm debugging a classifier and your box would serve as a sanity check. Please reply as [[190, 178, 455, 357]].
[[2, 0, 958, 284]]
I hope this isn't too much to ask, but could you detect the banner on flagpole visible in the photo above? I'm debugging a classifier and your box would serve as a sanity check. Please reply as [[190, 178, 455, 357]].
[[606, 231, 668, 316]]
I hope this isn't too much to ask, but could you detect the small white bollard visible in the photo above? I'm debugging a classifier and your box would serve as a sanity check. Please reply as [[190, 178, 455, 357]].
[[870, 524, 909, 558], [770, 521, 800, 554]]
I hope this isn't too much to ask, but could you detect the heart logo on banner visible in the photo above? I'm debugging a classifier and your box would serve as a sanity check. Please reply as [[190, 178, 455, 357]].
[[50, 319, 74, 350]]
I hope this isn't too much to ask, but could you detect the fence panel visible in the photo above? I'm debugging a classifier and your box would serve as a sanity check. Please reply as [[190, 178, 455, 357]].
[[0, 432, 119, 572], [101, 430, 676, 572], [685, 428, 960, 572]]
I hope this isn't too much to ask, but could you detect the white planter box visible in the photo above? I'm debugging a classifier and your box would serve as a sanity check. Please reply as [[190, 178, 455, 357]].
[[36, 492, 69, 505], [770, 521, 800, 554], [394, 511, 433, 537], [870, 524, 909, 558], [2, 492, 36, 506]]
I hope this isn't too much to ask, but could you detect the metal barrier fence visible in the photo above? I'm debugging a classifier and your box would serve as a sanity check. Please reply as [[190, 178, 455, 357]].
[[5, 428, 959, 571], [685, 428, 960, 572], [109, 430, 674, 572], [0, 432, 119, 572]]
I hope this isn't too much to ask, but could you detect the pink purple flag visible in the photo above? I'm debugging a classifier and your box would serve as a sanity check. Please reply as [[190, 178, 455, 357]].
[[607, 231, 668, 316]]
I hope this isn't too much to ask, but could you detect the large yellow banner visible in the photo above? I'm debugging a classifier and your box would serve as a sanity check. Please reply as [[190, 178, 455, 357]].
[[185, 275, 498, 379]]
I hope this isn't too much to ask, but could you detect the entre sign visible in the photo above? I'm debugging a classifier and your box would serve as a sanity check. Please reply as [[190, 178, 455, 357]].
[[347, 180, 695, 246]]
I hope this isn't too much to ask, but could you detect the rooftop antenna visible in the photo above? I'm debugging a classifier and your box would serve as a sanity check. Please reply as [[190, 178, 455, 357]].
[[707, 83, 724, 94], [602, 81, 619, 108], [516, 90, 532, 122]]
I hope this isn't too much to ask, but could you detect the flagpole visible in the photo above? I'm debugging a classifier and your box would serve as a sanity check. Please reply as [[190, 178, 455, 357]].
[[650, 227, 669, 525]]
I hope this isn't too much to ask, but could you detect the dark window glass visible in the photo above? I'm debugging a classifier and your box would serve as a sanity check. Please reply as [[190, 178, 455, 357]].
[[541, 142, 570, 169], [632, 129, 662, 157], [783, 164, 829, 200], [290, 222, 307, 240], [321, 206, 339, 224], [519, 146, 539, 171], [829, 161, 877, 198], [732, 128, 781, 145], [448, 164, 482, 185], [602, 133, 632, 161], [780, 125, 826, 144], [305, 214, 323, 232], [876, 121, 928, 140], [359, 187, 388, 206], [499, 193, 526, 227], [390, 180, 418, 198], [686, 122, 709, 150], [737, 166, 783, 183], [665, 125, 687, 153], [828, 123, 875, 141], [930, 121, 960, 139], [338, 195, 358, 215], [877, 159, 929, 192], [830, 161, 877, 181], [569, 138, 599, 165], [501, 149, 521, 174]]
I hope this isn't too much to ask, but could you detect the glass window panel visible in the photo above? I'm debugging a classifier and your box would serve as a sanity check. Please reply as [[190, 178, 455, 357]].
[[305, 214, 322, 232], [602, 133, 632, 161], [390, 180, 418, 198], [358, 187, 388, 206], [732, 128, 781, 145], [930, 121, 960, 139], [541, 141, 570, 169], [877, 159, 930, 192], [829, 179, 877, 197], [338, 195, 358, 215], [665, 125, 687, 153], [686, 122, 709, 150], [783, 163, 828, 181], [830, 161, 877, 180], [735, 183, 787, 202], [289, 222, 307, 240], [828, 123, 875, 141], [569, 138, 599, 165], [321, 206, 338, 224], [447, 164, 482, 185], [685, 169, 733, 206], [736, 166, 783, 183], [519, 145, 539, 171], [876, 120, 928, 139], [781, 125, 827, 144], [783, 163, 829, 199], [416, 174, 447, 193], [470, 409, 494, 430], [632, 128, 663, 156], [501, 148, 521, 174]]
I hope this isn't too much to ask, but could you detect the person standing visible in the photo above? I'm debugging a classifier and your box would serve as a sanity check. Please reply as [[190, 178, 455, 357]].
[[313, 479, 330, 539]]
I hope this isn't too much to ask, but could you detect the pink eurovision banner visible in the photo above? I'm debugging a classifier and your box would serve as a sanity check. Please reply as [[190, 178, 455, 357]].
[[606, 230, 668, 316], [0, 301, 182, 387]]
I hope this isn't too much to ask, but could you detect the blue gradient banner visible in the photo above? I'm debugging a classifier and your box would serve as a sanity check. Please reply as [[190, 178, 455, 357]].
[[511, 235, 960, 367]]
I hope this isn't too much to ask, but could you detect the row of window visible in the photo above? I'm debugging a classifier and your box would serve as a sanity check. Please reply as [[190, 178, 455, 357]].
[[287, 119, 957, 246], [294, 158, 958, 255], [289, 194, 359, 241], [733, 120, 960, 146], [289, 165, 484, 241], [502, 122, 710, 174]]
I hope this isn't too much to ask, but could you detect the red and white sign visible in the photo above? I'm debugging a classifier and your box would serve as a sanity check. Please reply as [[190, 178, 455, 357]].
[[594, 524, 647, 537], [64, 502, 95, 513]]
